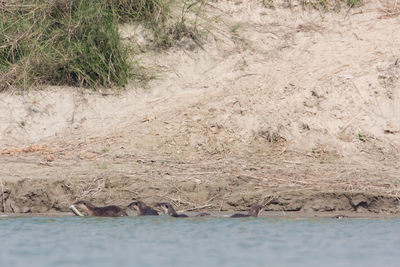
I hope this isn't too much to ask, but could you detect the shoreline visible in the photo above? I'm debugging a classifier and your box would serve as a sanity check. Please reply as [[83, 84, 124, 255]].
[[1, 173, 400, 215], [1, 210, 400, 219], [1, 176, 400, 215]]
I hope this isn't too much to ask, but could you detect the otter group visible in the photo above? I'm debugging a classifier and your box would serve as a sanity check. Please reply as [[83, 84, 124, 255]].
[[70, 200, 264, 218]]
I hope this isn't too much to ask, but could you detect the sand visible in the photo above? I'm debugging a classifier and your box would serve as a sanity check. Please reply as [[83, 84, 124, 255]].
[[0, 0, 399, 215]]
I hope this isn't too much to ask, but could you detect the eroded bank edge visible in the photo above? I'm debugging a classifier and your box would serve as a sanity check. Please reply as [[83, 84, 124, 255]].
[[1, 178, 399, 215]]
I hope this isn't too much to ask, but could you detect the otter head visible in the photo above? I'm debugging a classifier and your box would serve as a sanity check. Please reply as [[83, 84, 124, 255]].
[[249, 205, 264, 217], [73, 200, 94, 216], [155, 202, 172, 215], [127, 201, 145, 212]]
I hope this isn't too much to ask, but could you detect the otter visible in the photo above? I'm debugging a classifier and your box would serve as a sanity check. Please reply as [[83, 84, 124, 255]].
[[230, 205, 264, 218], [156, 202, 188, 218], [71, 200, 128, 217], [127, 201, 158, 216]]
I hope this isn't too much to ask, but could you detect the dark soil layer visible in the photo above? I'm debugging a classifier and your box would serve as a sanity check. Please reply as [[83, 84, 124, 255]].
[[1, 178, 399, 214]]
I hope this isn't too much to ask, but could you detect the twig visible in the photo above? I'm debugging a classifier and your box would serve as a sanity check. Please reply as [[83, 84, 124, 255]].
[[283, 160, 303, 164], [178, 204, 213, 212], [219, 193, 228, 211], [1, 179, 5, 212], [204, 194, 219, 204], [80, 177, 104, 198], [261, 195, 275, 206], [165, 196, 194, 206]]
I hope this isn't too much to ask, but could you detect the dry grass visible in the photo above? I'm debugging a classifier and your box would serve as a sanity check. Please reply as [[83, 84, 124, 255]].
[[1, 137, 399, 213], [0, 0, 132, 89], [0, 0, 207, 90], [378, 0, 400, 18], [299, 0, 363, 11]]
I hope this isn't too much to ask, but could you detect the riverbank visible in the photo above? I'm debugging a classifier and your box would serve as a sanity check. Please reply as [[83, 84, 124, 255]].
[[1, 149, 399, 214], [2, 210, 400, 219], [1, 0, 400, 215]]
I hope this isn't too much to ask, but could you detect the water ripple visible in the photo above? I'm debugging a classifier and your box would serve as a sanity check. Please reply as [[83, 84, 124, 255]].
[[0, 217, 399, 267]]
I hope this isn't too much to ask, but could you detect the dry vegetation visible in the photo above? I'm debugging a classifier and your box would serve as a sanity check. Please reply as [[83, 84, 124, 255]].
[[0, 0, 206, 90]]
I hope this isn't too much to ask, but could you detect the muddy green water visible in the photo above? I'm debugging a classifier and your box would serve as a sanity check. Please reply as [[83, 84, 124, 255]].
[[0, 216, 399, 267]]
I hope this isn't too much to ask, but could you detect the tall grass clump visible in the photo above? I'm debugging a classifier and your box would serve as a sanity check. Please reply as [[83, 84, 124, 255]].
[[0, 0, 205, 90], [110, 0, 170, 24], [0, 0, 132, 90], [110, 0, 174, 48], [111, 0, 205, 49]]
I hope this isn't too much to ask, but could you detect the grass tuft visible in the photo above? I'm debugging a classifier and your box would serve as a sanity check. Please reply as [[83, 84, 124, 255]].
[[0, 0, 204, 91], [300, 0, 363, 11], [346, 0, 362, 8], [1, 0, 133, 89]]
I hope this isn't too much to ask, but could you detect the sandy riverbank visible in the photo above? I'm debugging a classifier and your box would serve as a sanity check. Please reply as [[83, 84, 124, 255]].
[[1, 0, 399, 215]]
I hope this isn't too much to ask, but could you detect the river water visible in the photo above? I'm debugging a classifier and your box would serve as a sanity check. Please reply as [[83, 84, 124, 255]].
[[0, 215, 398, 267]]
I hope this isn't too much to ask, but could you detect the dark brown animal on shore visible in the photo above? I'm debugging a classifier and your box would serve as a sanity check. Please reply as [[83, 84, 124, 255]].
[[230, 205, 264, 218], [72, 200, 127, 217], [127, 201, 159, 216], [156, 202, 188, 218]]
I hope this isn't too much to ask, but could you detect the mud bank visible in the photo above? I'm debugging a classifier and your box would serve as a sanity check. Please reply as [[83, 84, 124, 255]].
[[1, 177, 399, 215]]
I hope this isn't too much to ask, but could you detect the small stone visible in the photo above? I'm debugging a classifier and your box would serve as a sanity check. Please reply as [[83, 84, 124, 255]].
[[46, 154, 55, 162]]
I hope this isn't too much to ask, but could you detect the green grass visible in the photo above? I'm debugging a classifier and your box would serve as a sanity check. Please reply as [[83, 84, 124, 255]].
[[358, 132, 366, 142], [1, 0, 133, 89], [230, 23, 242, 33], [0, 0, 203, 90], [346, 0, 362, 7], [300, 0, 363, 11], [97, 164, 107, 169]]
